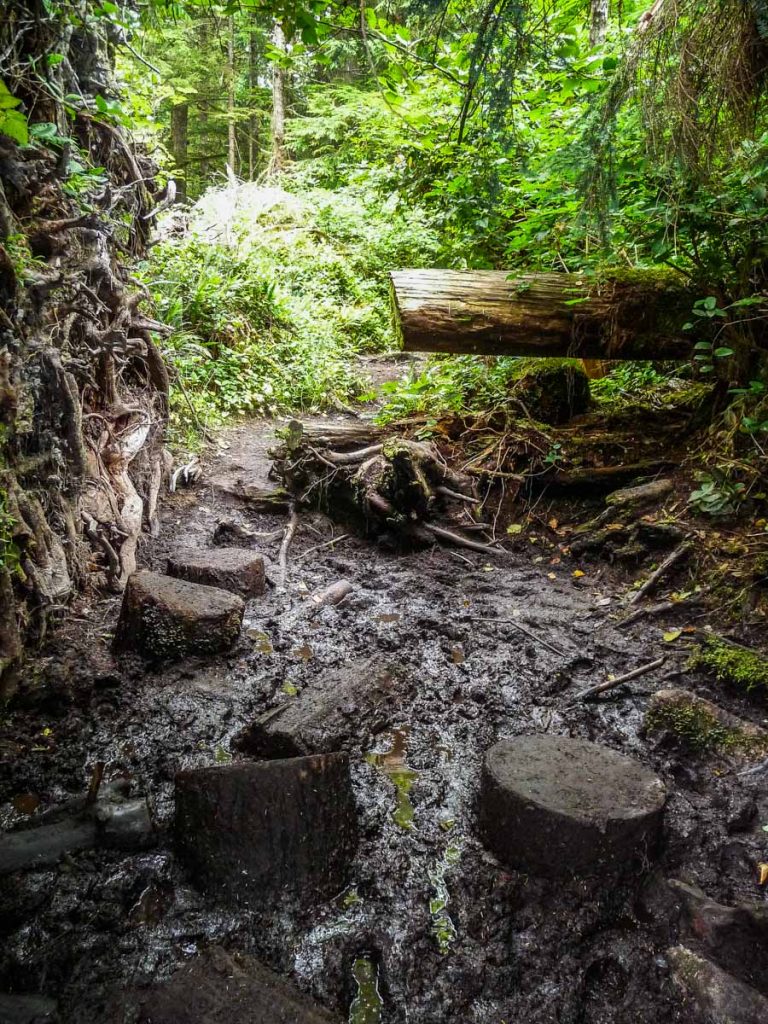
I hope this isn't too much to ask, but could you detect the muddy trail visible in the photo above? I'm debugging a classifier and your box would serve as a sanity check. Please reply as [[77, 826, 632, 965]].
[[2, 362, 768, 1024]]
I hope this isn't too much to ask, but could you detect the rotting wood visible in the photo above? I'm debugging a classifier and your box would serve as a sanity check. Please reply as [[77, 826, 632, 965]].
[[391, 268, 694, 358]]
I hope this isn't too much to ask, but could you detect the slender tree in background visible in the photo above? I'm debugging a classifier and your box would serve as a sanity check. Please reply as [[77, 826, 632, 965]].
[[590, 0, 609, 45], [249, 27, 259, 178], [227, 15, 237, 172], [269, 21, 287, 174], [170, 101, 189, 201]]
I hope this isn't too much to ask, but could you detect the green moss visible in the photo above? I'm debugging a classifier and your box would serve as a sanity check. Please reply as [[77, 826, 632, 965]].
[[506, 358, 590, 425], [688, 636, 768, 695], [593, 265, 687, 291], [646, 700, 734, 752], [646, 693, 768, 755]]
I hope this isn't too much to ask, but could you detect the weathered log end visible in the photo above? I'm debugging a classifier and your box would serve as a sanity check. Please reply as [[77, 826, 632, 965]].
[[390, 268, 693, 359]]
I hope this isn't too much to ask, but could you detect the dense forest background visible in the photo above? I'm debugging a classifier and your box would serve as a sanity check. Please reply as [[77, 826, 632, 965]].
[[1, 0, 767, 687]]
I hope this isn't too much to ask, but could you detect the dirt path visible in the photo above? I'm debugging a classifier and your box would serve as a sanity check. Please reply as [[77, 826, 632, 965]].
[[1, 362, 767, 1024]]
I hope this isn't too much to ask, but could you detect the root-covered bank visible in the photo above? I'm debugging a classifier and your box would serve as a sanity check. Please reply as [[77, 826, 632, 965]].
[[1, 1, 167, 692]]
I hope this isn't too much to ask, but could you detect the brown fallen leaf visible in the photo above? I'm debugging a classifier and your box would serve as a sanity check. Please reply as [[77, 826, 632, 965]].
[[758, 863, 768, 886]]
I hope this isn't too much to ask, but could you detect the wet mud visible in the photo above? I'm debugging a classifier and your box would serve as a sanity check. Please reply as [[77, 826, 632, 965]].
[[1, 410, 768, 1024]]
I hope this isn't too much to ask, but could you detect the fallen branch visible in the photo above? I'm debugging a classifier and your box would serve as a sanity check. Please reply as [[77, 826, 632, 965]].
[[620, 586, 710, 627], [628, 540, 693, 605], [569, 656, 666, 703], [424, 523, 504, 556]]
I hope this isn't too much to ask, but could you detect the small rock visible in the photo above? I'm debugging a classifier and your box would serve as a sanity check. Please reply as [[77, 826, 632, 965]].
[[0, 994, 58, 1023], [479, 735, 666, 877], [113, 571, 244, 659], [726, 791, 758, 833], [233, 658, 410, 757], [134, 948, 342, 1023], [175, 753, 357, 908], [167, 548, 265, 598], [668, 945, 768, 1023]]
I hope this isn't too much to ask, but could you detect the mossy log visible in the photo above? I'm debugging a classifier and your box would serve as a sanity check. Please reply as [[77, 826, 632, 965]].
[[390, 268, 694, 358]]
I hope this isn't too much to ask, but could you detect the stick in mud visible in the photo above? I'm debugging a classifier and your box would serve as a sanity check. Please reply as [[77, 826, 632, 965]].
[[470, 616, 566, 657], [278, 503, 299, 588], [568, 655, 666, 703], [628, 541, 692, 605], [423, 523, 505, 556]]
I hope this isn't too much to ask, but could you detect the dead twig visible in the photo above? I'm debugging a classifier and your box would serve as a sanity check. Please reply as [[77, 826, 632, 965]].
[[470, 616, 566, 657], [297, 533, 350, 561], [569, 656, 666, 703], [628, 541, 693, 605], [278, 504, 299, 588]]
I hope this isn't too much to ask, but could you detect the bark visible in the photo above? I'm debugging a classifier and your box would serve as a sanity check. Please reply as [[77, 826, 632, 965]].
[[227, 15, 237, 174], [268, 22, 287, 175], [170, 102, 189, 202], [590, 0, 610, 47], [249, 30, 259, 179], [390, 269, 695, 360]]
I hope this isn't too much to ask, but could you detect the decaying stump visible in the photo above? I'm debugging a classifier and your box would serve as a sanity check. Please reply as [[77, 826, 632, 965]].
[[271, 421, 495, 552]]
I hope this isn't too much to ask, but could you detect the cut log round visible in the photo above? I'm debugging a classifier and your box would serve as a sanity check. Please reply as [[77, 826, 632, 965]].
[[390, 269, 693, 359], [479, 735, 666, 877]]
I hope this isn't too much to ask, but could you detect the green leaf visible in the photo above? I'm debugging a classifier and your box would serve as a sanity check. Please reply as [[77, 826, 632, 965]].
[[0, 81, 22, 111], [0, 109, 29, 144], [713, 347, 734, 358]]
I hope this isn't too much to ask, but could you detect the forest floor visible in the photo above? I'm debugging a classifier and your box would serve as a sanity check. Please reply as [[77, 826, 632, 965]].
[[1, 357, 768, 1023]]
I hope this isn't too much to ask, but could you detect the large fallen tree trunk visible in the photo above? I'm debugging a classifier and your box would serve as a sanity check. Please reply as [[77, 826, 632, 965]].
[[390, 269, 695, 358]]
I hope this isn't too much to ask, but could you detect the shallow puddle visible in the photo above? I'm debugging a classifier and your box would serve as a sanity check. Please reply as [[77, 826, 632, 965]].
[[365, 727, 418, 831], [349, 957, 383, 1024]]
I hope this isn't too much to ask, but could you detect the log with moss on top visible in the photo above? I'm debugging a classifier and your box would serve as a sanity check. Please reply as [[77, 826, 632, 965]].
[[390, 268, 695, 359]]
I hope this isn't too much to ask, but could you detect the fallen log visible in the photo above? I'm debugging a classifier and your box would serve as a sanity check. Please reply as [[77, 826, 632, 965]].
[[390, 268, 694, 358]]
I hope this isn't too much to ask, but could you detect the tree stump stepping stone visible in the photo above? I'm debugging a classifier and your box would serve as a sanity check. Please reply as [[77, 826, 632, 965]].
[[175, 753, 357, 908], [113, 570, 244, 659], [479, 735, 666, 877], [132, 948, 342, 1024], [167, 547, 265, 598]]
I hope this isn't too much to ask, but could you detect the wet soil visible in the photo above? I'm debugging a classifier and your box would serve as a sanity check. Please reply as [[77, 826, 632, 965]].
[[2, 362, 768, 1024]]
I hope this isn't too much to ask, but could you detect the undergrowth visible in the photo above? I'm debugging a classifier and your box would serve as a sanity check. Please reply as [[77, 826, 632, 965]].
[[141, 183, 439, 448]]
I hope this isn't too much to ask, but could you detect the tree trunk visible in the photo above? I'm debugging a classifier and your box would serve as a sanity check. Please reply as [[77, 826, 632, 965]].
[[390, 269, 695, 360], [249, 30, 259, 179], [589, 0, 610, 46], [227, 16, 237, 174], [268, 22, 287, 175], [170, 102, 188, 202]]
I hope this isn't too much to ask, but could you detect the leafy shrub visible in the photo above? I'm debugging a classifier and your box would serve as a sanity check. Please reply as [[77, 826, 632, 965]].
[[141, 182, 439, 447]]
